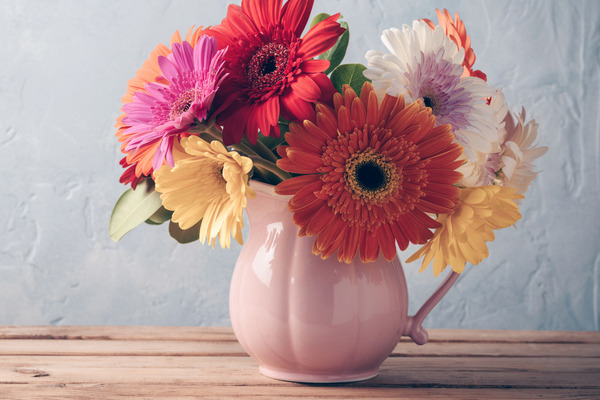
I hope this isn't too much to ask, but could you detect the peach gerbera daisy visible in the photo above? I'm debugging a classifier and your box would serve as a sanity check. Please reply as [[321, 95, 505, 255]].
[[407, 186, 524, 276], [154, 136, 256, 249], [498, 108, 548, 198], [275, 83, 464, 263]]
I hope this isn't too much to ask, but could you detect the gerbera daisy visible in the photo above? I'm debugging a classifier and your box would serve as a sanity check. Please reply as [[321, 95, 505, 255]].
[[364, 21, 497, 165], [423, 9, 487, 80], [154, 136, 256, 249], [457, 89, 508, 187], [117, 27, 208, 185], [275, 83, 464, 263], [116, 30, 225, 182], [407, 186, 524, 276], [209, 0, 346, 145], [498, 108, 548, 198]]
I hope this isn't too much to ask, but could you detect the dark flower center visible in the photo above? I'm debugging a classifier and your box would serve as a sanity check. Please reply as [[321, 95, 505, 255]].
[[423, 96, 434, 109], [246, 42, 290, 91], [421, 91, 440, 115], [263, 56, 277, 74], [355, 161, 386, 191], [212, 163, 227, 187], [345, 150, 398, 203]]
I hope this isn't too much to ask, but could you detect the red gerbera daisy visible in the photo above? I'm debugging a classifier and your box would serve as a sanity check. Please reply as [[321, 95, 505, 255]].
[[209, 0, 346, 145], [275, 83, 464, 263]]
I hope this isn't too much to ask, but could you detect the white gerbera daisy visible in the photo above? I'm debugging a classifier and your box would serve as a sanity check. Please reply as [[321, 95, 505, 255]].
[[498, 108, 548, 199], [364, 20, 498, 167]]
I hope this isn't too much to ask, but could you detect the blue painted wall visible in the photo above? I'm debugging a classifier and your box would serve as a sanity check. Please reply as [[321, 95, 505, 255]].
[[0, 0, 598, 330]]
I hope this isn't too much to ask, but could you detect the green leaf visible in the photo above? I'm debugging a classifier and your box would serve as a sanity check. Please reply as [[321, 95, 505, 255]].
[[145, 206, 173, 225], [169, 220, 201, 244], [309, 12, 330, 28], [329, 63, 370, 95], [109, 179, 164, 242]]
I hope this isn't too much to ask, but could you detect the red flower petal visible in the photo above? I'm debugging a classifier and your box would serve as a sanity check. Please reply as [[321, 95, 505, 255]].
[[241, 0, 281, 31], [221, 104, 251, 145], [339, 225, 361, 263], [300, 59, 330, 74], [277, 157, 318, 175], [310, 73, 337, 105], [281, 89, 315, 122], [298, 13, 345, 59], [280, 0, 314, 37], [305, 203, 335, 236], [286, 148, 323, 170], [255, 96, 281, 139], [350, 97, 366, 127], [315, 104, 339, 138], [359, 232, 380, 263], [290, 74, 322, 102], [285, 122, 325, 152], [313, 218, 347, 256], [275, 174, 321, 195], [225, 4, 258, 37], [378, 224, 398, 261]]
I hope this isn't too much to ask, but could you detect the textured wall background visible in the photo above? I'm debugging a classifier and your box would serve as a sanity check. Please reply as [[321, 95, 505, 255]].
[[0, 0, 598, 330]]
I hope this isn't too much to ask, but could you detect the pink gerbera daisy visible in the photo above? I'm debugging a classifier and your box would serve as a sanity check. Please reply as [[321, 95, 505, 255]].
[[120, 35, 227, 171], [209, 0, 346, 145]]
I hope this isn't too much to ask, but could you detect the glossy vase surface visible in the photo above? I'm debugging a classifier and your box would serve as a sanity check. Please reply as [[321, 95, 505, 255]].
[[229, 182, 457, 383]]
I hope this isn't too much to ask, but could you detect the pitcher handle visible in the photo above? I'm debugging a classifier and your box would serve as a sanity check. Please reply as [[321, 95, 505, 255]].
[[392, 257, 460, 345]]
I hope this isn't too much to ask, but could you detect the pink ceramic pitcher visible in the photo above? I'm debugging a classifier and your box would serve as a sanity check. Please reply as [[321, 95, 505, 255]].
[[229, 181, 459, 383]]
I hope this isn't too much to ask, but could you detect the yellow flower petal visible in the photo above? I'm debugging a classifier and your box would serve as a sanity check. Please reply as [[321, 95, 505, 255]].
[[408, 185, 523, 276], [154, 138, 254, 248]]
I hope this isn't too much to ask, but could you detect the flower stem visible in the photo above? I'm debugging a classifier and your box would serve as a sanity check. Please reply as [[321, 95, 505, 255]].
[[188, 122, 288, 183], [187, 122, 222, 143], [241, 137, 279, 163], [249, 157, 291, 182], [231, 142, 261, 158]]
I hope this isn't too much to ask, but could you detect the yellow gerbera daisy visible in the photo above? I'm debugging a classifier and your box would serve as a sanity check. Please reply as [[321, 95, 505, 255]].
[[154, 136, 256, 249], [407, 186, 524, 276]]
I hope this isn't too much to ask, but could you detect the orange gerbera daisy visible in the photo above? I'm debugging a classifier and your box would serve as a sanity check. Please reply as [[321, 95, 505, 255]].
[[423, 9, 486, 81], [115, 27, 210, 185], [275, 83, 464, 263]]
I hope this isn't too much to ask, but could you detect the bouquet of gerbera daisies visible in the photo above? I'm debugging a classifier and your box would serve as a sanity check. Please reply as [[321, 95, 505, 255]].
[[110, 1, 546, 277]]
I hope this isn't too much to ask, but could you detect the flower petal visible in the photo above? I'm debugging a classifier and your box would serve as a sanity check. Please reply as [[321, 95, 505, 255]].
[[281, 0, 313, 37], [298, 13, 345, 59]]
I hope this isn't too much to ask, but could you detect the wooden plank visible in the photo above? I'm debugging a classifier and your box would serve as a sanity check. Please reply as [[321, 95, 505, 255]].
[[0, 338, 599, 358], [0, 326, 235, 342], [423, 329, 600, 344], [1, 384, 599, 400], [1, 327, 599, 399], [0, 355, 598, 389], [1, 326, 598, 344], [0, 339, 246, 357]]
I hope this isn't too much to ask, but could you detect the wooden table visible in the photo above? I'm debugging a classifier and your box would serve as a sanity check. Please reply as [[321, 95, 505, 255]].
[[0, 326, 598, 399]]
